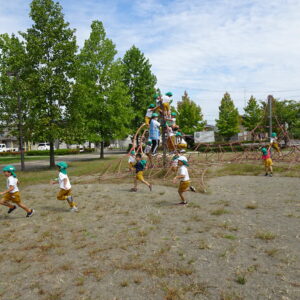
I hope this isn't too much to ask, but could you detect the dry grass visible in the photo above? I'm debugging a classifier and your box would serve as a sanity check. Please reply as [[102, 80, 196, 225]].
[[255, 231, 276, 241]]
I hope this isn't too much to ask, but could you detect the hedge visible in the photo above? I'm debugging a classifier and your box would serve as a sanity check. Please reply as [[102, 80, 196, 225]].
[[0, 148, 96, 157]]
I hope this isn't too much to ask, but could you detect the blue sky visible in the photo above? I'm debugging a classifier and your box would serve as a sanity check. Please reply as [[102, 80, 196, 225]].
[[1, 0, 300, 124]]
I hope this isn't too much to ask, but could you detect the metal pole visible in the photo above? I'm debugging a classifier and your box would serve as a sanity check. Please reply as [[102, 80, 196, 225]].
[[268, 95, 272, 139]]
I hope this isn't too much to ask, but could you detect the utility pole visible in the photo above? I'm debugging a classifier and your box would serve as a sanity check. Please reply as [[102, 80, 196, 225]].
[[267, 95, 273, 139]]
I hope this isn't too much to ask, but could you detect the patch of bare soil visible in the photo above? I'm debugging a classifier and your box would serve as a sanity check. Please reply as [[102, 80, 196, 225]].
[[0, 176, 299, 299]]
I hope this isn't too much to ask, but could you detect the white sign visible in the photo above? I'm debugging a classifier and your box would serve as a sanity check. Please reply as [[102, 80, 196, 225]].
[[194, 131, 215, 143]]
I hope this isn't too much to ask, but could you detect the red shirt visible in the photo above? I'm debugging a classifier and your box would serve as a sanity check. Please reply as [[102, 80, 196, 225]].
[[262, 150, 271, 160]]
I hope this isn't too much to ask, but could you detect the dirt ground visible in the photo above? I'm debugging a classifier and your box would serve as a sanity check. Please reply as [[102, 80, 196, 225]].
[[0, 175, 299, 300]]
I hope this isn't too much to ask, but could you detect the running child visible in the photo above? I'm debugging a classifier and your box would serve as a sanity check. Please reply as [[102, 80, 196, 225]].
[[51, 162, 78, 211], [128, 150, 136, 171], [131, 153, 152, 192], [0, 165, 34, 217], [173, 157, 196, 205], [261, 147, 273, 177]]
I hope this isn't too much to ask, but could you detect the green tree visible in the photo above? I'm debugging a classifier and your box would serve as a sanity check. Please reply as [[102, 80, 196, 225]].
[[74, 20, 132, 158], [122, 45, 157, 130], [242, 95, 263, 140], [177, 91, 206, 134], [20, 0, 78, 167], [216, 92, 240, 141], [0, 33, 33, 169], [262, 98, 300, 142]]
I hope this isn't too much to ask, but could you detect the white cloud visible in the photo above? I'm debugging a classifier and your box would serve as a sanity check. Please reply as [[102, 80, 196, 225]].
[[1, 0, 300, 123]]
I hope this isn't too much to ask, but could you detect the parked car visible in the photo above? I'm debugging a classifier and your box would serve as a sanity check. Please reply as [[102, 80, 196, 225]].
[[0, 144, 18, 152], [37, 143, 50, 150]]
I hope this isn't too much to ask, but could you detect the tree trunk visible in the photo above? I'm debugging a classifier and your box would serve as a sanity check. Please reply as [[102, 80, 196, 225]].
[[100, 141, 104, 159], [49, 141, 55, 167]]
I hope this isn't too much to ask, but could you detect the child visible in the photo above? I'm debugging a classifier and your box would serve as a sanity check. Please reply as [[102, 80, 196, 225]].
[[167, 112, 179, 131], [0, 165, 34, 217], [150, 113, 161, 154], [128, 150, 136, 171], [270, 132, 282, 157], [176, 132, 187, 149], [171, 150, 180, 172], [261, 147, 273, 177], [144, 141, 153, 167], [131, 153, 152, 192], [162, 92, 173, 117], [144, 104, 156, 126], [51, 162, 78, 211], [173, 157, 196, 205]]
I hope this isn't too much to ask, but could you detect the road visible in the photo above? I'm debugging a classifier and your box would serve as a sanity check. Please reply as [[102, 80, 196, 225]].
[[0, 152, 126, 171]]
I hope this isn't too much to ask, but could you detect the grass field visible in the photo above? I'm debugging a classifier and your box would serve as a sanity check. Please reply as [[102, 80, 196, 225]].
[[0, 158, 299, 299]]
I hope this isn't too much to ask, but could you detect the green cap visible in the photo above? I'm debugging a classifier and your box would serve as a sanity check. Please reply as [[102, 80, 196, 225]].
[[147, 141, 152, 145], [149, 104, 155, 108], [261, 147, 268, 154], [152, 113, 159, 118], [56, 161, 68, 175], [2, 165, 17, 177], [140, 160, 147, 167], [271, 132, 277, 137], [165, 92, 173, 97], [171, 112, 176, 116], [153, 94, 159, 99], [176, 132, 182, 136], [130, 150, 135, 155], [178, 156, 189, 166]]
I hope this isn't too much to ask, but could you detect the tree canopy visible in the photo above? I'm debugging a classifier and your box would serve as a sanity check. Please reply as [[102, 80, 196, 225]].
[[216, 92, 240, 141], [177, 91, 206, 134]]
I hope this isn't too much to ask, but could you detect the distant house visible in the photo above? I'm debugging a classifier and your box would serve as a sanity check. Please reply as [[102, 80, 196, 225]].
[[0, 129, 18, 149]]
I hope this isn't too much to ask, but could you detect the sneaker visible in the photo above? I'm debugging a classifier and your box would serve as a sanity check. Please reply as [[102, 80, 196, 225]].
[[269, 173, 273, 177], [176, 201, 187, 205], [8, 205, 17, 214], [264, 173, 268, 176], [70, 206, 78, 212], [26, 209, 35, 218], [190, 186, 196, 192]]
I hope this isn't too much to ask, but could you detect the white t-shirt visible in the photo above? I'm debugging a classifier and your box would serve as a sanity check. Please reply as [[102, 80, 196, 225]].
[[144, 145, 152, 154], [145, 108, 153, 118], [178, 165, 190, 182], [59, 172, 71, 190], [270, 137, 277, 143], [162, 95, 170, 104], [128, 156, 136, 164], [7, 176, 19, 193], [180, 138, 187, 145]]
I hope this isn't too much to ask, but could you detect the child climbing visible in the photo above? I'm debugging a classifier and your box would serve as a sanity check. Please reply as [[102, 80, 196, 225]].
[[0, 165, 34, 217], [176, 132, 187, 149], [261, 147, 273, 177], [270, 132, 282, 157], [173, 157, 196, 205], [128, 150, 136, 171], [51, 162, 78, 211], [171, 150, 180, 172], [145, 104, 157, 126], [162, 92, 173, 117], [150, 113, 161, 155], [144, 141, 153, 167], [131, 153, 152, 192]]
